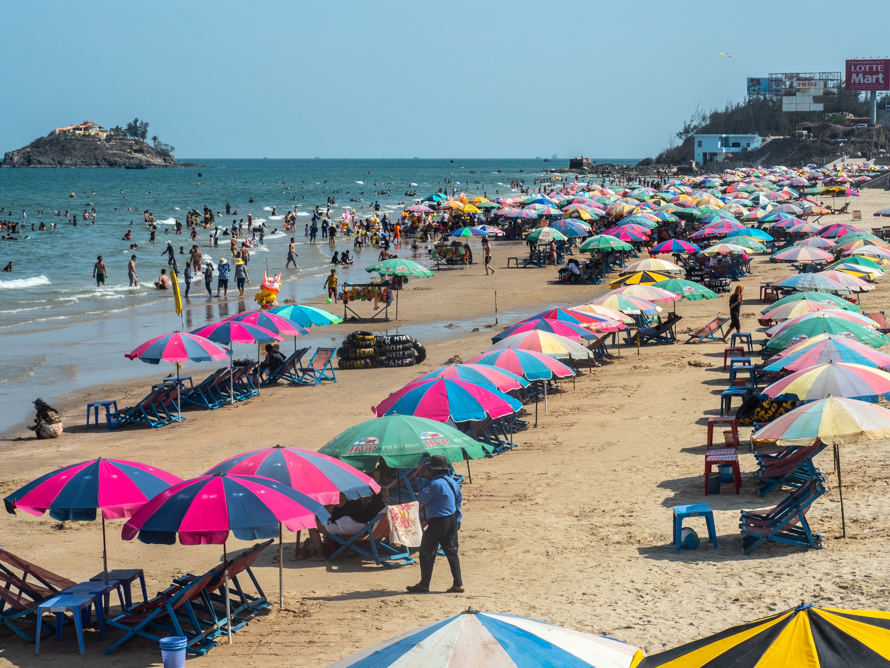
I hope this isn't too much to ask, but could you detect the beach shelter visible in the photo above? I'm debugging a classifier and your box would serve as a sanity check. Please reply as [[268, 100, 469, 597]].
[[621, 259, 683, 274], [579, 235, 634, 253], [569, 303, 635, 325], [609, 285, 682, 304], [759, 298, 844, 324], [650, 239, 700, 254], [527, 227, 568, 243], [414, 364, 529, 392], [372, 377, 522, 423], [764, 335, 890, 373], [123, 474, 328, 643], [795, 236, 836, 249], [651, 279, 718, 303], [762, 361, 890, 402], [771, 246, 833, 264], [765, 315, 889, 354], [771, 273, 851, 294], [329, 609, 644, 668], [589, 294, 662, 316], [491, 318, 612, 344], [467, 348, 575, 380], [269, 303, 343, 328], [638, 604, 890, 667], [4, 459, 182, 580], [762, 291, 859, 313], [224, 310, 309, 355], [486, 331, 592, 360], [520, 307, 625, 331], [609, 271, 672, 288], [206, 446, 379, 606]]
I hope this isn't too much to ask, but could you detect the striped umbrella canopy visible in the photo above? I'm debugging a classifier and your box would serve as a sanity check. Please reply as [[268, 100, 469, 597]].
[[759, 299, 844, 324], [829, 255, 886, 271], [405, 204, 434, 213], [330, 610, 644, 668], [609, 285, 682, 304], [579, 235, 634, 252], [832, 262, 884, 279], [450, 226, 486, 237], [125, 331, 231, 364], [269, 304, 343, 327], [766, 316, 889, 354], [845, 245, 890, 261], [589, 293, 662, 315], [600, 226, 648, 242], [547, 220, 591, 237], [568, 303, 635, 325], [205, 446, 379, 505], [190, 320, 282, 345], [365, 258, 434, 278], [726, 228, 773, 241], [609, 271, 672, 288], [765, 336, 890, 373], [372, 377, 521, 422], [727, 236, 767, 252], [816, 269, 875, 292], [491, 318, 607, 343], [771, 273, 851, 294], [788, 221, 823, 235], [486, 331, 592, 360], [638, 604, 890, 668], [467, 348, 575, 381], [701, 243, 748, 256], [794, 236, 836, 249], [766, 310, 879, 339], [753, 397, 890, 447], [651, 279, 719, 302], [527, 227, 568, 243], [650, 239, 700, 254], [621, 259, 683, 274], [818, 222, 861, 238], [521, 307, 625, 330], [762, 361, 890, 402], [770, 246, 833, 263], [413, 364, 529, 392], [224, 311, 309, 337], [702, 220, 746, 234]]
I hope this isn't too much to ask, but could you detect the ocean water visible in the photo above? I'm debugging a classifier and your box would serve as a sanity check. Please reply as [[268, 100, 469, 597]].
[[0, 158, 636, 432]]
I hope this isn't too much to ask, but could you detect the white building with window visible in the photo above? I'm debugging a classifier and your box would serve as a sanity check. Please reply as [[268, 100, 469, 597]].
[[694, 134, 762, 164]]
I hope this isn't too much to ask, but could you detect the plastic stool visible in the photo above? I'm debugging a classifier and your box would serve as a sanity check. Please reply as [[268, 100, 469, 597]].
[[730, 333, 754, 353], [87, 401, 118, 428], [35, 594, 105, 655], [728, 365, 757, 389], [721, 387, 753, 416], [707, 416, 738, 450], [723, 347, 745, 370], [672, 504, 718, 554], [705, 449, 741, 494], [728, 357, 752, 371]]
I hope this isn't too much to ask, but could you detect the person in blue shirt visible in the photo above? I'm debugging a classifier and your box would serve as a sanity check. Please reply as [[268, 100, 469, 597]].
[[407, 455, 463, 594]]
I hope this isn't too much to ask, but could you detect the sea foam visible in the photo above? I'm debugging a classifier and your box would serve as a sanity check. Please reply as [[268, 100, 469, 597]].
[[0, 275, 51, 290]]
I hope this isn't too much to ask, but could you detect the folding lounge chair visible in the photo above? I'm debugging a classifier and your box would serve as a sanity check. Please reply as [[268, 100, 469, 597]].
[[755, 443, 825, 497], [685, 317, 730, 343], [327, 505, 415, 567], [261, 347, 310, 386], [107, 386, 183, 429], [230, 364, 260, 401], [181, 368, 229, 410], [589, 332, 613, 362], [297, 348, 337, 386], [104, 572, 217, 656], [0, 548, 76, 594], [739, 476, 827, 555], [630, 313, 683, 345], [0, 584, 56, 642]]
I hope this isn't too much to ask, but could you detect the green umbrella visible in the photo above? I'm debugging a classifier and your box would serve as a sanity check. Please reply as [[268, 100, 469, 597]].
[[527, 227, 567, 243], [730, 236, 768, 252], [826, 256, 884, 272], [579, 235, 633, 252], [365, 258, 434, 278], [762, 291, 861, 314], [766, 318, 890, 354], [318, 415, 490, 471], [832, 232, 882, 248], [652, 278, 719, 302], [475, 201, 502, 210]]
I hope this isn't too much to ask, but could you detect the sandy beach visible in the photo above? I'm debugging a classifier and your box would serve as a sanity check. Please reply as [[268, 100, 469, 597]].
[[2, 188, 890, 666]]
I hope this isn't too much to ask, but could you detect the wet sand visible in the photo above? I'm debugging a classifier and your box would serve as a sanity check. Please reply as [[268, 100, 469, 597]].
[[2, 190, 890, 666]]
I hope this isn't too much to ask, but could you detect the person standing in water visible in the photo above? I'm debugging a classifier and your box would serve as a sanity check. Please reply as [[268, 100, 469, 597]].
[[127, 255, 138, 287], [93, 256, 107, 287], [203, 261, 214, 297], [286, 238, 299, 268]]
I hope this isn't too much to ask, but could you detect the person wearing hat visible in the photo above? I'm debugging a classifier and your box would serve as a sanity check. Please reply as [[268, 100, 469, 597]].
[[407, 455, 463, 594], [28, 398, 63, 439], [234, 258, 250, 297], [216, 257, 230, 298]]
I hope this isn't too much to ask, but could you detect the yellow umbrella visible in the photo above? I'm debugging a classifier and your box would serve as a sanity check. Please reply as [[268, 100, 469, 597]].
[[696, 197, 724, 207], [470, 196, 489, 205], [462, 204, 481, 214], [609, 271, 672, 288]]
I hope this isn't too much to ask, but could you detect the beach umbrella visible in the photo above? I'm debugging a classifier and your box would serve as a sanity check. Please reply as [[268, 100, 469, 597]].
[[579, 235, 634, 252], [269, 303, 343, 328], [816, 269, 875, 292], [766, 310, 880, 339], [474, 224, 503, 235], [206, 445, 380, 606], [771, 246, 833, 263], [701, 243, 747, 256], [547, 219, 590, 237], [125, 331, 231, 417], [771, 273, 851, 294], [765, 315, 889, 354], [474, 201, 502, 210], [487, 331, 592, 360], [650, 239, 700, 254], [788, 221, 823, 235], [526, 227, 567, 243], [829, 255, 885, 271], [520, 307, 625, 330], [818, 222, 860, 238], [764, 291, 859, 313], [759, 298, 844, 324], [413, 364, 529, 392], [762, 361, 890, 402], [651, 278, 719, 303], [4, 458, 182, 580], [365, 258, 434, 278], [726, 235, 767, 252], [319, 415, 491, 471], [831, 262, 884, 279], [638, 604, 890, 667], [875, 206, 890, 217], [600, 226, 648, 242], [764, 336, 890, 373], [795, 236, 836, 249], [609, 285, 682, 304], [590, 293, 662, 315], [621, 259, 683, 274], [568, 303, 635, 325], [405, 205, 434, 213], [123, 473, 328, 643], [491, 318, 607, 343], [845, 245, 890, 261], [422, 192, 447, 202], [331, 609, 644, 668], [224, 311, 309, 343], [372, 377, 522, 423], [609, 271, 672, 288], [449, 226, 484, 237], [467, 348, 574, 380], [726, 228, 773, 241]]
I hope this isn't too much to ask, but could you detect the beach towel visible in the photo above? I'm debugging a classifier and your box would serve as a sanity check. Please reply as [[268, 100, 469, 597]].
[[388, 502, 422, 548]]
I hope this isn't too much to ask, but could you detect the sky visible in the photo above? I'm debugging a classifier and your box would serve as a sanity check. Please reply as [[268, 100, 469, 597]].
[[1, 0, 886, 160]]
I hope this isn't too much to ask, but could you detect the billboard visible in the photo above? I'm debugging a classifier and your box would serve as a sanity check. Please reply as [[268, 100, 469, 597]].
[[747, 77, 770, 96], [846, 59, 890, 91]]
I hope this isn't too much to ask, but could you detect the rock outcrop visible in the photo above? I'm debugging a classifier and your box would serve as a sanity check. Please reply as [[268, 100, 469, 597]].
[[2, 134, 183, 168]]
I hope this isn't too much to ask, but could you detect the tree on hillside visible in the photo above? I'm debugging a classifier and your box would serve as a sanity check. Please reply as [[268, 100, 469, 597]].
[[125, 118, 149, 141]]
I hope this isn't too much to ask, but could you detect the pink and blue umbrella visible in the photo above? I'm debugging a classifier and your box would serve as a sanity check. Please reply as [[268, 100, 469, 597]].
[[491, 318, 609, 344], [206, 445, 380, 505], [125, 331, 230, 364], [413, 364, 529, 392], [372, 377, 522, 422], [547, 220, 590, 237], [190, 320, 281, 345], [650, 239, 700, 254], [520, 307, 623, 330], [450, 227, 486, 237], [601, 226, 647, 242], [466, 348, 574, 381], [269, 304, 343, 328], [224, 311, 309, 337]]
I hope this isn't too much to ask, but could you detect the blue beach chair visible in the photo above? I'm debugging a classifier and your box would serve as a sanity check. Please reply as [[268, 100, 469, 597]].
[[261, 347, 310, 386], [297, 348, 337, 386], [327, 505, 415, 568], [739, 475, 827, 555]]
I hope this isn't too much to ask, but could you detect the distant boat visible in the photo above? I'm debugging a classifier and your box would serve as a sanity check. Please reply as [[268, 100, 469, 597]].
[[125, 165, 146, 169]]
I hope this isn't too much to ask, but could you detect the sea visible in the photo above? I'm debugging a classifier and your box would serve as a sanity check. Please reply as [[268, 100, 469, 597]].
[[0, 158, 637, 433]]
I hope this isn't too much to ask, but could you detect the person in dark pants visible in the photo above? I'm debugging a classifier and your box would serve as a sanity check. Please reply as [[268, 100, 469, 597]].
[[407, 455, 463, 594], [723, 285, 743, 341]]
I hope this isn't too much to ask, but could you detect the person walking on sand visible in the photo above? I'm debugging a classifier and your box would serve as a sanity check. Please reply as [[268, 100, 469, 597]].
[[324, 269, 338, 303], [407, 455, 463, 594], [93, 256, 107, 287], [127, 255, 138, 287], [481, 236, 495, 275], [286, 238, 299, 269], [723, 285, 743, 342]]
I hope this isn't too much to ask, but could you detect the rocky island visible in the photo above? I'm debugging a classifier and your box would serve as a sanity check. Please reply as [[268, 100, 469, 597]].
[[1, 118, 200, 168]]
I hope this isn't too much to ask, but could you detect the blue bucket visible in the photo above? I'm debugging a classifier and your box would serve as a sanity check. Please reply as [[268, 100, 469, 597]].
[[680, 527, 700, 550], [719, 464, 734, 483], [160, 636, 187, 668]]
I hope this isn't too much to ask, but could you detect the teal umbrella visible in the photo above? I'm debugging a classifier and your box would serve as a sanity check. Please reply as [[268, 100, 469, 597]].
[[763, 291, 861, 314], [652, 278, 719, 302], [579, 235, 633, 252], [366, 258, 434, 278]]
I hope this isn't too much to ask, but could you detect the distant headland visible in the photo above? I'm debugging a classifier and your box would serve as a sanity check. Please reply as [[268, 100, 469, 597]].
[[1, 118, 203, 168]]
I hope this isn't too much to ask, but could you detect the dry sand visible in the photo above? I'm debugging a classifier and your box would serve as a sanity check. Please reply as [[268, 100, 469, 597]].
[[2, 189, 890, 666]]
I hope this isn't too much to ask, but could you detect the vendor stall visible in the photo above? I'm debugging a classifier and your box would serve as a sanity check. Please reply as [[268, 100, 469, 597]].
[[341, 282, 392, 321]]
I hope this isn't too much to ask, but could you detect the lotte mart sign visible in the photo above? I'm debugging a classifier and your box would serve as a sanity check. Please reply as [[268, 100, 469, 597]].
[[846, 59, 890, 91]]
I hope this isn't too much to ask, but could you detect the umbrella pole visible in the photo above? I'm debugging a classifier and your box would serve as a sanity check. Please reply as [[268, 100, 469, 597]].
[[224, 542, 232, 643], [534, 381, 539, 428], [177, 364, 182, 420], [279, 523, 284, 608], [836, 444, 847, 539], [230, 346, 235, 405], [101, 514, 109, 581], [465, 452, 472, 484], [544, 381, 548, 414]]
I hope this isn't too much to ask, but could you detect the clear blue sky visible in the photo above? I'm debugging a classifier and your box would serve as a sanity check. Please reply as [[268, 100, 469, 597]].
[[1, 0, 885, 159]]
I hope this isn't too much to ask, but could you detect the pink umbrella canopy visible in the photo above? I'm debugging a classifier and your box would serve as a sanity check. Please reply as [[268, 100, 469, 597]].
[[771, 246, 834, 263], [491, 318, 611, 344], [413, 364, 530, 392], [190, 320, 282, 345], [607, 285, 681, 303], [224, 311, 309, 337], [766, 310, 880, 339], [466, 348, 575, 380], [762, 362, 890, 402], [371, 377, 522, 422], [125, 331, 231, 364]]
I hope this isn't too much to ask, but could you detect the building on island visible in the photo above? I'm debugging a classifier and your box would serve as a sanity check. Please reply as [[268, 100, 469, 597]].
[[693, 134, 761, 164], [569, 156, 592, 170], [53, 121, 108, 139]]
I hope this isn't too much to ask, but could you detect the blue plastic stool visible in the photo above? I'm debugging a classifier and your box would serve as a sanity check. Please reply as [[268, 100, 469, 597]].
[[728, 365, 757, 389], [86, 400, 118, 428], [35, 594, 105, 655], [730, 332, 754, 354], [728, 357, 752, 371], [672, 504, 718, 554], [721, 387, 753, 416]]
